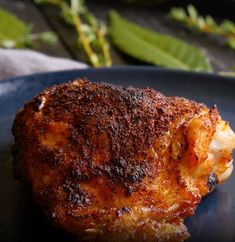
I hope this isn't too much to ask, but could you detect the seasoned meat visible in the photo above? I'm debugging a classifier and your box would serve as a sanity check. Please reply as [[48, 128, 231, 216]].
[[12, 79, 235, 241]]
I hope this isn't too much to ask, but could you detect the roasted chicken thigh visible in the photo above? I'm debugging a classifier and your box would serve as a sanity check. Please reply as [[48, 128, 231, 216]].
[[12, 79, 235, 241]]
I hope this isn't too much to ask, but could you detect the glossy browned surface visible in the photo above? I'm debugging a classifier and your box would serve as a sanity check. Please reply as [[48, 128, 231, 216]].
[[12, 79, 223, 241]]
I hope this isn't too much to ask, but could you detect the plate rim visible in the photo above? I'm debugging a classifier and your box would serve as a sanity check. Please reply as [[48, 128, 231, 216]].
[[1, 66, 235, 242], [1, 66, 235, 84]]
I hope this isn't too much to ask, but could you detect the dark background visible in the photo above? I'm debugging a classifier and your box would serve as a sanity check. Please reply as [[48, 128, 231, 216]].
[[0, 0, 235, 71]]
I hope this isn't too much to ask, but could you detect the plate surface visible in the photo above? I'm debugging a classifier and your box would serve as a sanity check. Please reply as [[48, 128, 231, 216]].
[[0, 67, 235, 242]]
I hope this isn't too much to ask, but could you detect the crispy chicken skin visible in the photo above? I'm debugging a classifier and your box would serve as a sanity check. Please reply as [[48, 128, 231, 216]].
[[12, 79, 235, 242]]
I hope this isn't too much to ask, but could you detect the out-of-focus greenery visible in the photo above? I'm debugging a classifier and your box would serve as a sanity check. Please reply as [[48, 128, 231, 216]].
[[35, 0, 112, 67], [219, 66, 235, 76], [170, 5, 235, 51], [0, 6, 57, 48], [117, 0, 164, 4], [109, 11, 212, 72]]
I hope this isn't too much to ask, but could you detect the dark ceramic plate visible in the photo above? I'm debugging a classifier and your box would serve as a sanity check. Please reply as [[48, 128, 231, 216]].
[[0, 67, 235, 242]]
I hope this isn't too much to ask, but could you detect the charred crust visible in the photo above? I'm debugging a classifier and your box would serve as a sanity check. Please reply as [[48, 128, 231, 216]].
[[11, 78, 220, 239], [126, 185, 136, 197], [36, 146, 64, 168], [11, 78, 211, 188], [109, 159, 147, 183], [116, 207, 131, 217], [70, 168, 91, 182], [63, 179, 92, 206], [33, 95, 44, 112], [207, 173, 218, 192]]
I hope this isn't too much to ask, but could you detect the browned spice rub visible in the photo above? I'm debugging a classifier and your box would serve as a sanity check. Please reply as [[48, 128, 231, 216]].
[[12, 79, 235, 241]]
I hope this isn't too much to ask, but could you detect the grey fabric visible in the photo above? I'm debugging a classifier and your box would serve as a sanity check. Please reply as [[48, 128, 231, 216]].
[[0, 49, 87, 80]]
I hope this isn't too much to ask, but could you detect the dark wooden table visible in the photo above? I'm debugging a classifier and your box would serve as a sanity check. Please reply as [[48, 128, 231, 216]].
[[1, 0, 235, 71]]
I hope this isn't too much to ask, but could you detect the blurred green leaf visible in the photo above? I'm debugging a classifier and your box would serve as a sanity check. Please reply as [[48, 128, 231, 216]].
[[32, 31, 58, 45], [0, 7, 29, 48], [109, 11, 212, 72], [205, 16, 217, 29], [187, 5, 198, 20], [170, 7, 186, 21], [220, 20, 235, 34], [227, 38, 235, 50], [169, 5, 235, 52], [0, 6, 57, 48]]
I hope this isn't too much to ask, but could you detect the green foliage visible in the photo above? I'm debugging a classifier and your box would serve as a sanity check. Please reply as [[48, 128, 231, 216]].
[[35, 0, 112, 67], [169, 5, 235, 51], [109, 11, 212, 72], [0, 7, 29, 48], [0, 7, 57, 48]]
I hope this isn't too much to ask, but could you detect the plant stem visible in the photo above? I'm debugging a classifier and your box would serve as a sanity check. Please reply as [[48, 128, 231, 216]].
[[169, 5, 235, 51], [71, 13, 100, 67], [86, 13, 112, 66], [97, 27, 112, 66], [35, 0, 112, 67]]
